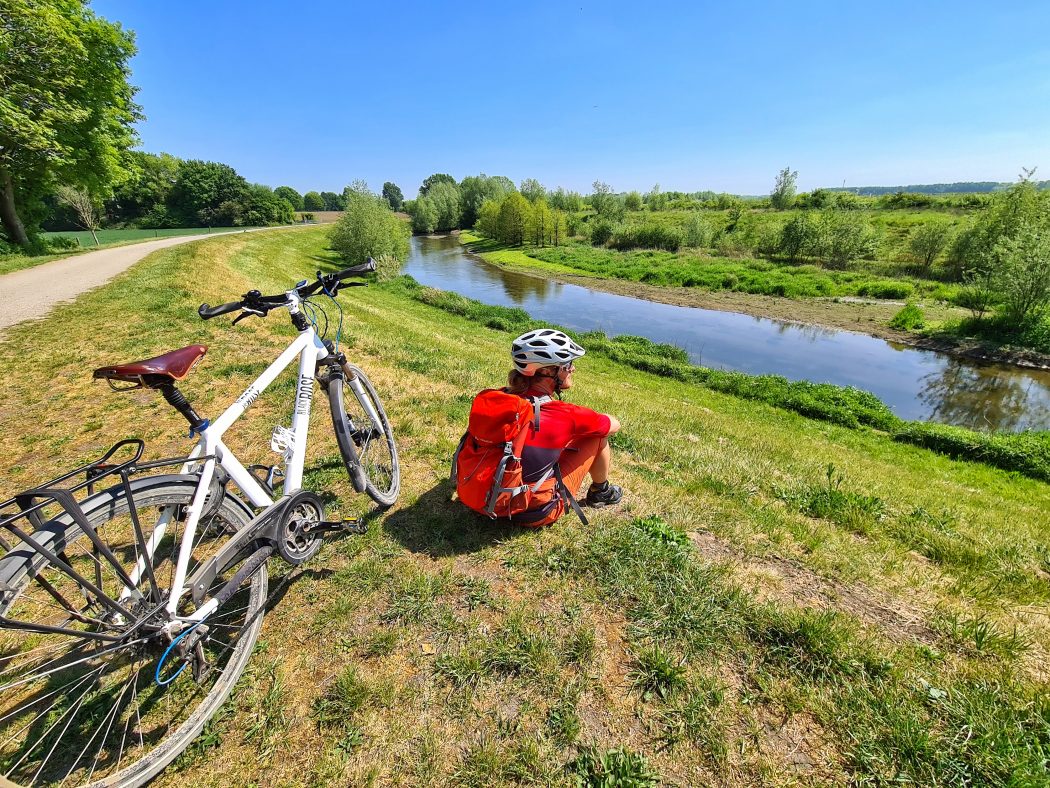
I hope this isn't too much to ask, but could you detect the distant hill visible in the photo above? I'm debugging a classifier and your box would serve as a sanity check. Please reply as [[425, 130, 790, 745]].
[[824, 181, 1050, 196]]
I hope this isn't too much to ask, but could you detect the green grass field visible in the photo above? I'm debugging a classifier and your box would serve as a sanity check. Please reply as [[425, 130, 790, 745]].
[[0, 226, 1047, 786], [41, 226, 256, 246], [0, 227, 266, 277]]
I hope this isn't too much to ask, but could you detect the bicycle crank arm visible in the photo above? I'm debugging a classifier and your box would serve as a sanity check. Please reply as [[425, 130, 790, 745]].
[[302, 518, 367, 536]]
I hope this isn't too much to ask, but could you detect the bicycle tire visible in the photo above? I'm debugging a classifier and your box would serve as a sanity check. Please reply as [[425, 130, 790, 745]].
[[327, 362, 400, 508], [0, 475, 267, 787]]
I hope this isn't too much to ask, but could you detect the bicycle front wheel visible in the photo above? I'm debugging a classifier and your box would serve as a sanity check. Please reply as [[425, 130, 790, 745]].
[[328, 362, 400, 508], [0, 476, 267, 787]]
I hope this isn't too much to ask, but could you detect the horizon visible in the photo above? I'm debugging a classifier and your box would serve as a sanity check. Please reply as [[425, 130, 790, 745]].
[[93, 0, 1050, 197]]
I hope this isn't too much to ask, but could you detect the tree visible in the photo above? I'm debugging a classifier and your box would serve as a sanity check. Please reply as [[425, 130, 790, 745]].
[[166, 160, 250, 226], [519, 178, 546, 203], [528, 198, 551, 246], [409, 196, 438, 233], [909, 223, 952, 269], [645, 184, 667, 211], [991, 221, 1050, 326], [0, 0, 140, 248], [107, 151, 180, 225], [56, 186, 102, 246], [459, 174, 515, 227], [590, 181, 623, 220], [322, 190, 347, 211], [426, 180, 462, 231], [771, 167, 798, 210], [303, 191, 325, 211], [329, 190, 410, 264], [382, 182, 404, 211], [475, 199, 500, 238], [419, 173, 456, 198], [624, 191, 643, 211], [274, 186, 304, 212], [497, 193, 531, 246]]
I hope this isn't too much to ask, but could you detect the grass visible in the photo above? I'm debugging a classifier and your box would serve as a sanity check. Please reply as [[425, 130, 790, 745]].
[[1, 226, 1048, 785], [0, 226, 268, 276]]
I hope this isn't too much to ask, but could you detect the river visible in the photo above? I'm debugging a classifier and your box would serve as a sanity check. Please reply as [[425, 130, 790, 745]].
[[402, 235, 1050, 432]]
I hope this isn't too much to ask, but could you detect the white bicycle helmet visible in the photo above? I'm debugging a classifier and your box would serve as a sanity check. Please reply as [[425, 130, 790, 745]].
[[511, 329, 585, 376]]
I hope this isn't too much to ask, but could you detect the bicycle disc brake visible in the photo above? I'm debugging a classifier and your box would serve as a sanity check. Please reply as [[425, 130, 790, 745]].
[[275, 490, 325, 565]]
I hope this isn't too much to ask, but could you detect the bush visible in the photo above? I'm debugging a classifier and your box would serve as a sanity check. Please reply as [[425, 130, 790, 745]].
[[329, 192, 410, 264], [889, 303, 925, 330], [892, 423, 1050, 482], [609, 224, 682, 252], [47, 235, 80, 251], [857, 281, 914, 300], [684, 212, 711, 247], [590, 219, 614, 246], [818, 211, 879, 268]]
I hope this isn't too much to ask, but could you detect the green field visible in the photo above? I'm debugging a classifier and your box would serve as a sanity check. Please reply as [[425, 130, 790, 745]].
[[0, 227, 266, 277], [41, 226, 257, 246], [1, 226, 1047, 786]]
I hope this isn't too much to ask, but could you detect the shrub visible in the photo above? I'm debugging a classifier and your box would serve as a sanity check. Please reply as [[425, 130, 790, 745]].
[[892, 423, 1050, 482], [778, 213, 815, 263], [329, 192, 410, 263], [47, 235, 80, 251], [857, 281, 914, 300], [889, 303, 925, 330], [909, 223, 953, 268], [609, 224, 682, 252], [589, 219, 614, 246], [953, 272, 996, 319], [818, 210, 879, 268], [684, 212, 710, 247]]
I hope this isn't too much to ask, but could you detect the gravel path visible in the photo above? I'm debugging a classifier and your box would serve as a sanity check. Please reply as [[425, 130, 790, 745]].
[[0, 228, 283, 332]]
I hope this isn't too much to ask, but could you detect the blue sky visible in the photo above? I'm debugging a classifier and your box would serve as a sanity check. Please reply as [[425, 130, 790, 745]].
[[93, 0, 1050, 197]]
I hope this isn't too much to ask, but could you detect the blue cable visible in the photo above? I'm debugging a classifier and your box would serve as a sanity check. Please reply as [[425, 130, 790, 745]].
[[155, 621, 201, 686]]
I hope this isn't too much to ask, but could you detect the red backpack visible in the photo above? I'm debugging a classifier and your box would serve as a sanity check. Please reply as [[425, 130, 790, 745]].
[[452, 389, 587, 525]]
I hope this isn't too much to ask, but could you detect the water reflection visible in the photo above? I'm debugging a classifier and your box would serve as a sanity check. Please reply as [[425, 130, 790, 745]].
[[404, 236, 1050, 432], [918, 359, 1050, 432]]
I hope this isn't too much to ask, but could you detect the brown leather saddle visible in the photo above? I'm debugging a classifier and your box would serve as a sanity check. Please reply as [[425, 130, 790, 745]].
[[93, 345, 208, 388]]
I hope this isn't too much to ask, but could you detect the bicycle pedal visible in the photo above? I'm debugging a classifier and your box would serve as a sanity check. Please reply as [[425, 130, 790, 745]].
[[340, 517, 367, 535]]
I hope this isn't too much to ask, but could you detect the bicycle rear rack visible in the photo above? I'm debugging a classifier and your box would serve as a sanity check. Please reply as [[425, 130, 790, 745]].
[[0, 439, 210, 641]]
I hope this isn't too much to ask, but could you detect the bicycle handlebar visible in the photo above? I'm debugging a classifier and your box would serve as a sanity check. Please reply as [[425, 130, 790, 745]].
[[198, 258, 376, 321]]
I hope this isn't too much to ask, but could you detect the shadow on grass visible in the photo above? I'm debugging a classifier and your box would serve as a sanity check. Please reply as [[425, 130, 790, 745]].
[[383, 479, 538, 557]]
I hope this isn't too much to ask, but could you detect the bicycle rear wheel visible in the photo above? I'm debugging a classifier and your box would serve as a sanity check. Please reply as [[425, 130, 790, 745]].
[[0, 476, 267, 787], [328, 362, 400, 508]]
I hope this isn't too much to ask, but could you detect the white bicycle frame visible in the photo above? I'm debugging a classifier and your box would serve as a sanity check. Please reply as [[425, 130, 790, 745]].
[[116, 291, 381, 625]]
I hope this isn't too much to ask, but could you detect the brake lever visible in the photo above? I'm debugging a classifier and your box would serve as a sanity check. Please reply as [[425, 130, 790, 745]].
[[232, 308, 265, 325]]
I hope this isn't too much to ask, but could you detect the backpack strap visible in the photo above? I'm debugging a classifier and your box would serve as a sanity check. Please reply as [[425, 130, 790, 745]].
[[524, 393, 551, 432], [553, 463, 588, 526], [450, 432, 469, 481]]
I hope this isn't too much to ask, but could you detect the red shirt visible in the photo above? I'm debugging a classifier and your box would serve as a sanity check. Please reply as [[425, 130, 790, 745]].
[[520, 389, 611, 483]]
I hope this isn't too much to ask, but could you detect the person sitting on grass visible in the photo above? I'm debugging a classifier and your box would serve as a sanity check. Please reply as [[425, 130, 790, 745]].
[[506, 329, 623, 526]]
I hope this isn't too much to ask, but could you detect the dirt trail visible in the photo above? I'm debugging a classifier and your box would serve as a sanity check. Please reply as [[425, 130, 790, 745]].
[[0, 228, 290, 332]]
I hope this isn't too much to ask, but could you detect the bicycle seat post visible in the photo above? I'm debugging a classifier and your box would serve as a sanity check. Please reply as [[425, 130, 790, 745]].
[[149, 376, 209, 435]]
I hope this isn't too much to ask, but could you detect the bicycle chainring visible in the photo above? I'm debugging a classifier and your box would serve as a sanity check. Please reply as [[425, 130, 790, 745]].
[[275, 490, 325, 565]]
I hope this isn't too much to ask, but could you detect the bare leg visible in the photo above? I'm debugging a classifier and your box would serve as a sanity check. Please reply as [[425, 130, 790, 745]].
[[588, 438, 611, 484]]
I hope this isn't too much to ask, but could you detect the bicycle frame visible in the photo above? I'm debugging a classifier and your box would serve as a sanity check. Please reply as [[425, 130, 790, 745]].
[[118, 292, 381, 623]]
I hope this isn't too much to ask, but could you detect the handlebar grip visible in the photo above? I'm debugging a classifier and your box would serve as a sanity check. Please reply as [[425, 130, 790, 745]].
[[198, 301, 243, 320], [336, 257, 377, 279]]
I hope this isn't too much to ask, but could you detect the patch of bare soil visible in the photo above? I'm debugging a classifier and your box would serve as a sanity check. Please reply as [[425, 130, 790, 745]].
[[687, 531, 938, 645]]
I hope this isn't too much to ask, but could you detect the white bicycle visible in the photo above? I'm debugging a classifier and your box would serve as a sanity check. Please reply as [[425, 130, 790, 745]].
[[0, 260, 399, 786]]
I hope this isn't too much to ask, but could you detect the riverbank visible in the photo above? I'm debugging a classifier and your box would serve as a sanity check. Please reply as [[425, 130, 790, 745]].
[[2, 226, 1047, 785], [457, 232, 1050, 371]]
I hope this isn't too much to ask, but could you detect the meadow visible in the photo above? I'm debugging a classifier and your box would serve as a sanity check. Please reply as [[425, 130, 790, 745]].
[[0, 226, 1047, 786]]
